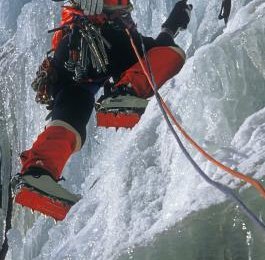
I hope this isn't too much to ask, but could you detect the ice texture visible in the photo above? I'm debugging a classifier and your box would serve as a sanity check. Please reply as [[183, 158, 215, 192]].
[[0, 0, 264, 259]]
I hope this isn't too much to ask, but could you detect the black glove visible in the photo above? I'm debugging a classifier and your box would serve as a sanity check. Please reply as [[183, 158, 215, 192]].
[[162, 0, 192, 35]]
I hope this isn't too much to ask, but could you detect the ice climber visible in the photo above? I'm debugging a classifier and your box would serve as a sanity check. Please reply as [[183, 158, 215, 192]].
[[12, 0, 192, 220]]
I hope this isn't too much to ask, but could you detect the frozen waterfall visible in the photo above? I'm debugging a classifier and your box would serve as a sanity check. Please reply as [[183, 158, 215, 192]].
[[0, 0, 264, 259]]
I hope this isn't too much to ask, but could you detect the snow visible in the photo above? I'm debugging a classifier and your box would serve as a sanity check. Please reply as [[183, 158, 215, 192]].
[[0, 0, 264, 259]]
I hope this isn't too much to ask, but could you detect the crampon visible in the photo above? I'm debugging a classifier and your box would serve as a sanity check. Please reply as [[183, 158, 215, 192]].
[[11, 174, 81, 221], [95, 95, 148, 129]]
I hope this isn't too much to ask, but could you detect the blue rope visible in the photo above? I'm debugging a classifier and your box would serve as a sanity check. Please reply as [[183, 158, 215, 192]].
[[139, 35, 265, 232]]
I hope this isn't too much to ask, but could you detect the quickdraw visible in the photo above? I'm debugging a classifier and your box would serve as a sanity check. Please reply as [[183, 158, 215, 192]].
[[79, 20, 110, 75], [51, 11, 111, 81], [31, 56, 57, 105]]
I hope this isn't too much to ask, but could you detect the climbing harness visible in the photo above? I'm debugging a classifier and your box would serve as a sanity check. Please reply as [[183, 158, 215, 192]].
[[125, 28, 265, 231], [48, 5, 111, 82], [218, 0, 232, 24], [49, 6, 135, 83]]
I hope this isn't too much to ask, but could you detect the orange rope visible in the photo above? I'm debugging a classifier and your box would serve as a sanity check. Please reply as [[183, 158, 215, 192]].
[[125, 29, 265, 198]]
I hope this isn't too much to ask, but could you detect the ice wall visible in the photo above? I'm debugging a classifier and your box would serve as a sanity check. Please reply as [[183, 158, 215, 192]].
[[0, 0, 60, 245], [0, 0, 264, 259]]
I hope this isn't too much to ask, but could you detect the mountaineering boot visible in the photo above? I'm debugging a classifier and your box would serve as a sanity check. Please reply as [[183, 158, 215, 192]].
[[95, 46, 186, 129], [11, 167, 81, 221], [12, 123, 82, 220], [162, 0, 192, 37], [96, 85, 148, 113], [96, 84, 149, 128]]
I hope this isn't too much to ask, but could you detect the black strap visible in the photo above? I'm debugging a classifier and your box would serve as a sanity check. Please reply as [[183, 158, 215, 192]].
[[218, 0, 231, 24]]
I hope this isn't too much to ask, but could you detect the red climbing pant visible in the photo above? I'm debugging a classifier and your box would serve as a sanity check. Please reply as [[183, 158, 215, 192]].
[[116, 46, 186, 98], [20, 122, 81, 180]]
